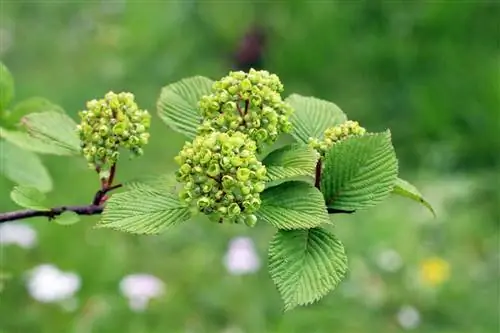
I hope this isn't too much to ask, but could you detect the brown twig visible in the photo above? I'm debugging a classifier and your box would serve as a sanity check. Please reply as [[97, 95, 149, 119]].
[[0, 165, 123, 223], [0, 205, 104, 223]]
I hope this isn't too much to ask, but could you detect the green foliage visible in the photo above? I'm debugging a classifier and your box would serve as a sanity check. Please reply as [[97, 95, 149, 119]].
[[0, 3, 496, 330], [20, 111, 81, 155], [0, 62, 14, 112], [321, 131, 398, 211], [393, 177, 436, 217], [1, 66, 435, 312], [262, 143, 318, 182], [0, 141, 52, 193], [157, 76, 214, 139], [256, 181, 329, 230], [98, 186, 192, 235], [53, 211, 80, 226], [0, 126, 77, 156], [268, 227, 348, 311], [10, 186, 48, 211], [286, 94, 347, 145], [2, 97, 64, 128]]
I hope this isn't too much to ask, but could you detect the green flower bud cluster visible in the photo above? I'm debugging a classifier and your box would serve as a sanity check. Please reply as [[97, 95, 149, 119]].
[[309, 120, 366, 156], [197, 68, 293, 152], [174, 131, 267, 226], [76, 91, 151, 170]]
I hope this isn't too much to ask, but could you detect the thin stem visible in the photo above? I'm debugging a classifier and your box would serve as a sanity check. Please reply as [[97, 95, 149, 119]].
[[92, 184, 123, 206], [327, 208, 355, 215], [0, 205, 103, 224], [1, 177, 122, 224], [314, 159, 322, 189], [314, 159, 354, 215], [236, 102, 245, 118], [244, 100, 249, 115], [107, 163, 117, 188]]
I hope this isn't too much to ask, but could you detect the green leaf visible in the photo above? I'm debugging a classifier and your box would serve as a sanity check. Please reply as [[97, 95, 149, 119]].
[[157, 76, 214, 139], [0, 62, 14, 111], [53, 211, 80, 225], [262, 144, 318, 183], [3, 97, 65, 127], [0, 141, 53, 193], [268, 227, 348, 311], [19, 111, 80, 155], [286, 94, 347, 145], [98, 187, 192, 235], [256, 181, 329, 230], [123, 174, 180, 193], [393, 177, 436, 217], [321, 131, 398, 211], [10, 186, 49, 210], [0, 127, 75, 155]]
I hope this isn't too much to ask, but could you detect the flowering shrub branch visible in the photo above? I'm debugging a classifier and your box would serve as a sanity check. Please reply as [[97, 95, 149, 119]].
[[0, 62, 436, 311]]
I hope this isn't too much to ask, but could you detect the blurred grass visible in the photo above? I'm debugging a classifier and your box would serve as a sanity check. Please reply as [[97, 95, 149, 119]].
[[0, 1, 498, 333]]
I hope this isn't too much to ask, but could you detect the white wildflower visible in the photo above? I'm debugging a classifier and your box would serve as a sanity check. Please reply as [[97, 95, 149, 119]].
[[0, 223, 37, 249], [397, 305, 421, 330], [376, 248, 403, 273], [26, 264, 81, 303], [223, 237, 260, 275], [119, 274, 165, 312]]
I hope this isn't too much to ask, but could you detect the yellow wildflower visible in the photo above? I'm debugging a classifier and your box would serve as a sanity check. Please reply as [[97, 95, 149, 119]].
[[419, 256, 450, 287]]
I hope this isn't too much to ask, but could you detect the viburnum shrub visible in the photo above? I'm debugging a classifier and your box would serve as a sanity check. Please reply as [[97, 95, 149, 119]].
[[0, 62, 435, 311]]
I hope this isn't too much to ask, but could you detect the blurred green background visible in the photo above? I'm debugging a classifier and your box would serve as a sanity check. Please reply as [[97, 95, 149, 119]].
[[0, 1, 498, 332]]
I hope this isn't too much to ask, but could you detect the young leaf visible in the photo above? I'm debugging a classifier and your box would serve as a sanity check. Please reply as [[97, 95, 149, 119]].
[[3, 97, 65, 127], [98, 187, 191, 235], [19, 111, 80, 155], [262, 143, 318, 183], [0, 127, 75, 155], [53, 211, 80, 225], [0, 62, 14, 111], [0, 141, 53, 193], [157, 76, 214, 139], [256, 181, 329, 230], [10, 186, 49, 210], [286, 94, 347, 145], [321, 131, 398, 211], [268, 227, 348, 311], [393, 177, 436, 217]]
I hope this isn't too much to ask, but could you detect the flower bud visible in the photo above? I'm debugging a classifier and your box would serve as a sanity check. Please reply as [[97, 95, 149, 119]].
[[309, 120, 367, 157], [197, 69, 294, 152], [175, 131, 267, 225], [77, 91, 151, 171]]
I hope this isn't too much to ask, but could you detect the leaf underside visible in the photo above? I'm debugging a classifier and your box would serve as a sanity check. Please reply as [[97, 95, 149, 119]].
[[157, 76, 214, 139], [53, 211, 80, 225], [0, 140, 53, 193], [269, 227, 348, 311], [286, 94, 348, 145], [321, 131, 398, 211], [19, 111, 80, 155], [257, 181, 329, 230], [0, 127, 74, 155], [9, 185, 49, 210], [4, 97, 65, 127], [98, 187, 192, 235], [393, 177, 436, 217]]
